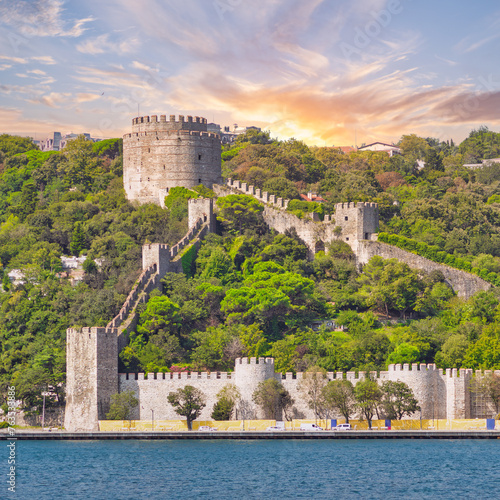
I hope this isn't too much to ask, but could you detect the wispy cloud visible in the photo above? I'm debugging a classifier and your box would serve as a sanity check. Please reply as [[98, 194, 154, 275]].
[[32, 56, 57, 65], [0, 0, 94, 37], [76, 93, 101, 103], [76, 34, 140, 55], [0, 56, 28, 64], [27, 91, 70, 108]]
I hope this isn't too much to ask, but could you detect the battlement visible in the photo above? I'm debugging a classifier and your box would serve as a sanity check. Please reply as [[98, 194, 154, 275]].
[[130, 114, 209, 133], [336, 202, 379, 210], [120, 371, 233, 381], [388, 363, 438, 372], [67, 326, 117, 336], [236, 357, 275, 365]]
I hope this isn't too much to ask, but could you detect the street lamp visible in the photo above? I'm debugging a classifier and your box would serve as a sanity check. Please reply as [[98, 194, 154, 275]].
[[41, 392, 50, 430]]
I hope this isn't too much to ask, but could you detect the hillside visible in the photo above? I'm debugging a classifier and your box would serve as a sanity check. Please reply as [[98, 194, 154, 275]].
[[1, 128, 500, 412]]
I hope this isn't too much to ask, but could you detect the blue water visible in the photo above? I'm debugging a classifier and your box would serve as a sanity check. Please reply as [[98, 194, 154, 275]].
[[9, 439, 500, 499]]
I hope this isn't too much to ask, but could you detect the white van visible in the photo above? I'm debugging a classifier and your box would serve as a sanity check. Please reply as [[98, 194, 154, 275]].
[[333, 423, 352, 431], [300, 423, 323, 431]]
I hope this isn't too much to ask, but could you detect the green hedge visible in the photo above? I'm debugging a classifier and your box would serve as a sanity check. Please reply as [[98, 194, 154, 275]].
[[377, 232, 500, 286], [286, 200, 325, 221]]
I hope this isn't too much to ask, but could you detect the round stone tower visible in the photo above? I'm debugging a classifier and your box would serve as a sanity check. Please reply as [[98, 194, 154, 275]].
[[234, 357, 278, 419], [123, 114, 222, 205]]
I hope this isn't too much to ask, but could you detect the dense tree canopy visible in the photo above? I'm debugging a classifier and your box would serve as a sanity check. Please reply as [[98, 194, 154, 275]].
[[2, 127, 500, 414]]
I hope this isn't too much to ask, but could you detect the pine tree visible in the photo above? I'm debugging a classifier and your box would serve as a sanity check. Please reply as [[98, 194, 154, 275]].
[[70, 221, 86, 256]]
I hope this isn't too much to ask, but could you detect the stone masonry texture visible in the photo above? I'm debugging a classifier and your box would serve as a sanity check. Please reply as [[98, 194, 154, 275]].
[[123, 115, 222, 205]]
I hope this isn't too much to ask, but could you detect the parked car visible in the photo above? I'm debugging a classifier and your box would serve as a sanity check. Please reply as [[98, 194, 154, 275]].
[[300, 423, 323, 431], [266, 426, 284, 431], [333, 423, 352, 431], [198, 426, 217, 432]]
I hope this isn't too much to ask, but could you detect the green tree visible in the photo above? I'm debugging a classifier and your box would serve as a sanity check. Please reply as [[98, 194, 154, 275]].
[[70, 221, 86, 256], [380, 381, 420, 420], [354, 377, 382, 429], [211, 384, 241, 420], [463, 336, 500, 369], [106, 390, 139, 420], [252, 378, 294, 420], [469, 373, 500, 417], [387, 343, 421, 365], [167, 385, 206, 430], [399, 134, 431, 162], [137, 296, 182, 338], [321, 379, 356, 423], [211, 397, 234, 420], [298, 366, 328, 422], [216, 194, 265, 233], [262, 177, 300, 200]]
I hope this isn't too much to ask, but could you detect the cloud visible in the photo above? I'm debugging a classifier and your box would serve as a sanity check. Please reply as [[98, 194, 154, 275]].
[[0, 64, 12, 71], [31, 56, 57, 65], [0, 56, 28, 64], [28, 69, 47, 76], [0, 107, 82, 136], [27, 91, 70, 107], [76, 34, 140, 55], [0, 0, 94, 37], [76, 93, 101, 103]]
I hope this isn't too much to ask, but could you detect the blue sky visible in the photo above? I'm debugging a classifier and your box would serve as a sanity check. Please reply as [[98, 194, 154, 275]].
[[0, 0, 499, 146]]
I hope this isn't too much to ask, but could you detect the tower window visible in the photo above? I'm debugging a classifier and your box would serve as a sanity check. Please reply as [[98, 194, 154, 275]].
[[345, 216, 348, 221], [346, 237, 349, 241], [199, 178, 201, 183], [198, 154, 202, 160]]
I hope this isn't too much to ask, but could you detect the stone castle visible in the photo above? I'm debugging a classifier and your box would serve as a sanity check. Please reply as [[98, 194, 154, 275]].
[[123, 115, 222, 205], [64, 114, 494, 431]]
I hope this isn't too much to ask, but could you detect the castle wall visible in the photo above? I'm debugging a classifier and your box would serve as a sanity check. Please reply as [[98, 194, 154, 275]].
[[65, 202, 214, 432], [119, 371, 235, 421], [123, 115, 222, 205], [216, 179, 379, 257], [357, 241, 490, 299], [111, 360, 486, 424]]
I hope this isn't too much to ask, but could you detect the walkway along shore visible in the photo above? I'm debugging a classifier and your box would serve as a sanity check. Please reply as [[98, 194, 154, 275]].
[[2, 430, 500, 440]]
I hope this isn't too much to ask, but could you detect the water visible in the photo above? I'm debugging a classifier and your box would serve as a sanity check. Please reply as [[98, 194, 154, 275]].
[[10, 439, 500, 499]]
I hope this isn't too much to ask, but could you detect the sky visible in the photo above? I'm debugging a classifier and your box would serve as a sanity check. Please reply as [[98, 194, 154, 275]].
[[0, 0, 500, 146]]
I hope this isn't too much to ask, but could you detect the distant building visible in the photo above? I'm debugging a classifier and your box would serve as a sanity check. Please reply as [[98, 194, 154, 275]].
[[208, 123, 262, 144], [300, 192, 326, 203], [464, 158, 500, 169], [357, 142, 401, 157], [39, 132, 99, 151]]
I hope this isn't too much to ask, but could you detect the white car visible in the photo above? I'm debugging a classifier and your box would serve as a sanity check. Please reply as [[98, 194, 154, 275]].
[[333, 423, 352, 431], [198, 426, 217, 432], [266, 426, 284, 431], [300, 423, 324, 431]]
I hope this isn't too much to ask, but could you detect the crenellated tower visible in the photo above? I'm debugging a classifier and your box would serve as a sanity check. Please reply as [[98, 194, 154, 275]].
[[123, 114, 222, 205]]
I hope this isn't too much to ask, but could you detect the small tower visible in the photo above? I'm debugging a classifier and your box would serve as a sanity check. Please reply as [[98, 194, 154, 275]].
[[64, 327, 118, 431], [334, 202, 379, 248], [188, 198, 215, 232]]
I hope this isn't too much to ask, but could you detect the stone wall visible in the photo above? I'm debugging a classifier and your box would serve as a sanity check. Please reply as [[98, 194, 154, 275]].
[[357, 240, 490, 299], [64, 201, 214, 431], [215, 180, 378, 256], [115, 358, 500, 424], [123, 115, 222, 205]]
